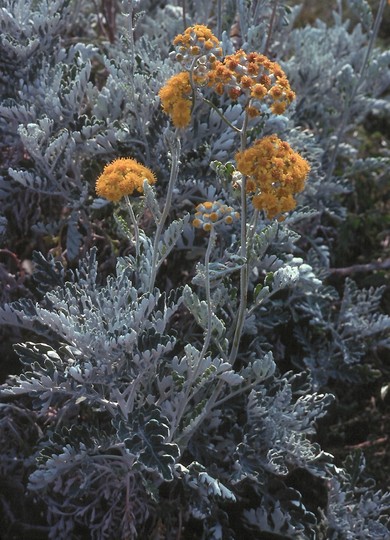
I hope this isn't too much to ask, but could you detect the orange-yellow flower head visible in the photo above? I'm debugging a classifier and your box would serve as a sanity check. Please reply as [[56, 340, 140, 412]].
[[96, 158, 156, 202], [159, 71, 193, 128], [235, 135, 310, 219], [172, 25, 222, 68], [207, 50, 295, 117], [174, 24, 220, 49]]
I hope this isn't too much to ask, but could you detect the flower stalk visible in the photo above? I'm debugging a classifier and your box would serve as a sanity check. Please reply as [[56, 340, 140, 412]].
[[148, 134, 181, 292], [159, 23, 309, 366], [325, 0, 388, 182], [124, 195, 140, 261], [229, 115, 249, 365]]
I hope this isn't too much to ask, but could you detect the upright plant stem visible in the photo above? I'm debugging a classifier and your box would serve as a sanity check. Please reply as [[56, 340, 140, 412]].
[[123, 0, 151, 163], [124, 195, 140, 260], [325, 0, 387, 182], [264, 0, 280, 56], [217, 0, 223, 40], [199, 227, 216, 360], [148, 134, 181, 292], [124, 0, 135, 99], [169, 228, 216, 441], [229, 115, 249, 365], [182, 0, 187, 30], [201, 97, 241, 133], [246, 207, 260, 264]]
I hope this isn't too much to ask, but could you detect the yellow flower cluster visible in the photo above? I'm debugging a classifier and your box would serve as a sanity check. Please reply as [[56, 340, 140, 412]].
[[172, 24, 223, 71], [207, 50, 295, 117], [160, 25, 296, 128], [235, 135, 310, 219], [193, 200, 240, 232], [96, 158, 156, 202], [158, 71, 193, 129]]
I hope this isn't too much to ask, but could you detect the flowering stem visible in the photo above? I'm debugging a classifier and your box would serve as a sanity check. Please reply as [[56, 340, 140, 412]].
[[123, 0, 135, 99], [171, 228, 219, 443], [325, 0, 387, 182], [201, 97, 241, 133], [200, 227, 216, 360], [148, 134, 181, 292], [264, 0, 280, 57], [216, 0, 223, 39], [181, 0, 187, 30], [247, 208, 260, 252], [229, 115, 249, 366], [124, 195, 140, 261], [122, 0, 151, 164]]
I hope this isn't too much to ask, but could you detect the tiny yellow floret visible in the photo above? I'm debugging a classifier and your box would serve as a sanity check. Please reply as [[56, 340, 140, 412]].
[[193, 218, 202, 228], [96, 158, 156, 202]]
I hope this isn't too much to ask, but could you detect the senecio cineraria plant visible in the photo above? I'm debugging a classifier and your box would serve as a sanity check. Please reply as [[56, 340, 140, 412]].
[[1, 3, 390, 540]]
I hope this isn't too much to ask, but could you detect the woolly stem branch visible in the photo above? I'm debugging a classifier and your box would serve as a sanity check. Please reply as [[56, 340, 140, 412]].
[[199, 226, 217, 360], [217, 0, 223, 40], [229, 113, 249, 366], [325, 0, 387, 182], [201, 97, 242, 133], [168, 227, 216, 441], [124, 195, 140, 260], [148, 134, 181, 292], [264, 0, 280, 57]]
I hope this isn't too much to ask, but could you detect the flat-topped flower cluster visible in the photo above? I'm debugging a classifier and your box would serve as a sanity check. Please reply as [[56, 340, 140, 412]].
[[94, 25, 309, 222], [192, 200, 240, 231], [207, 50, 295, 117], [96, 157, 156, 202], [236, 135, 310, 219], [158, 24, 309, 221], [159, 24, 295, 127]]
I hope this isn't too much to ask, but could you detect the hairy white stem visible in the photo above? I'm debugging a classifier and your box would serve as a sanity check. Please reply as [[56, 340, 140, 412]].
[[169, 227, 216, 441], [326, 0, 387, 182], [229, 114, 250, 366], [124, 195, 140, 261], [148, 134, 181, 292]]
